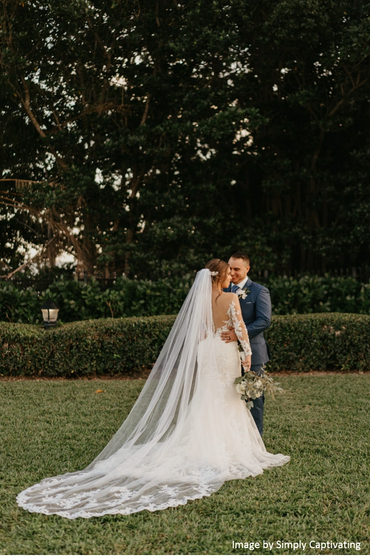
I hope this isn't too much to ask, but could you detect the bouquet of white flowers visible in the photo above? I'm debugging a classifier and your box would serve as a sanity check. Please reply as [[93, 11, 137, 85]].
[[234, 365, 284, 410]]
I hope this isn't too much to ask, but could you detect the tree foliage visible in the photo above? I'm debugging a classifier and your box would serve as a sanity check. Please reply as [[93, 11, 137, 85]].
[[1, 0, 370, 278]]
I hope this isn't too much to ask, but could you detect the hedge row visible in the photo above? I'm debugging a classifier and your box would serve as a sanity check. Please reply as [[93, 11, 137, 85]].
[[2, 274, 370, 325], [269, 275, 370, 315], [265, 313, 370, 372], [0, 315, 175, 378], [0, 276, 192, 324], [1, 313, 369, 377]]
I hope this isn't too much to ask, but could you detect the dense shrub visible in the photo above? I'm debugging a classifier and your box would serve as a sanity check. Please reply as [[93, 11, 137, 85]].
[[1, 313, 369, 377], [0, 276, 192, 324], [268, 275, 370, 315], [265, 313, 370, 372], [0, 316, 175, 377], [1, 274, 370, 324]]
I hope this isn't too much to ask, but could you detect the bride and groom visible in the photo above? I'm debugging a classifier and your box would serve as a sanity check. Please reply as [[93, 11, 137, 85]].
[[221, 252, 272, 437], [17, 254, 289, 518]]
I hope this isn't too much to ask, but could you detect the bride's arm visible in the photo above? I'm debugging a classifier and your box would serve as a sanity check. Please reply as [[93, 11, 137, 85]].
[[228, 295, 252, 359]]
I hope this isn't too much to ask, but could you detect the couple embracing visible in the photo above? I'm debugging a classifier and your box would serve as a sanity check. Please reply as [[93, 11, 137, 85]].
[[221, 251, 271, 437], [17, 253, 289, 519]]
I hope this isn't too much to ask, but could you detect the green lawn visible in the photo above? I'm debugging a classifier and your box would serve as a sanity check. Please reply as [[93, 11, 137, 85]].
[[0, 375, 369, 555]]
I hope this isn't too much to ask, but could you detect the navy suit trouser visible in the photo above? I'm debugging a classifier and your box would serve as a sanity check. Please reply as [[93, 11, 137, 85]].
[[244, 363, 265, 437]]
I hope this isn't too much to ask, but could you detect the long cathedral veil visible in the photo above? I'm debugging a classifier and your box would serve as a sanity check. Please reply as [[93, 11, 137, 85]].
[[17, 269, 220, 517], [87, 267, 213, 463]]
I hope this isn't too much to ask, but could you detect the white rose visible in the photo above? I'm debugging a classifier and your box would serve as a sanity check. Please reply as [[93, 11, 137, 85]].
[[236, 288, 247, 299], [235, 384, 245, 395]]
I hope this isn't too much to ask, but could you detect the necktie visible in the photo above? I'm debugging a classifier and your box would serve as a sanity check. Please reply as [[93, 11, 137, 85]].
[[231, 285, 239, 293]]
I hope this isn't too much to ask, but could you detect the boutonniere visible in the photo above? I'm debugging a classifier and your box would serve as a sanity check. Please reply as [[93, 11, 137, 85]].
[[235, 287, 250, 300]]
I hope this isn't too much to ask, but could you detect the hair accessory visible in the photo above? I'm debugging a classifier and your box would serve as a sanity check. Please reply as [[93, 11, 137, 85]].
[[210, 271, 219, 276]]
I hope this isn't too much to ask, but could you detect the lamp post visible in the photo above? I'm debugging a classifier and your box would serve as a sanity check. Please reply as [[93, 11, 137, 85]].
[[41, 299, 59, 329]]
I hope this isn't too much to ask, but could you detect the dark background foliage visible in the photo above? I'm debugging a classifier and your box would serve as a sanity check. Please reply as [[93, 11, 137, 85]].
[[1, 274, 370, 324], [1, 0, 370, 280]]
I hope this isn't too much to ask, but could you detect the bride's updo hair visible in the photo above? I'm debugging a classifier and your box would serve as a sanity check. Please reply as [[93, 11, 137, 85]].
[[205, 259, 229, 288]]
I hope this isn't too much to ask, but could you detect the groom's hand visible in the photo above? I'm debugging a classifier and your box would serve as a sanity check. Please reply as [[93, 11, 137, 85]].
[[220, 327, 238, 343]]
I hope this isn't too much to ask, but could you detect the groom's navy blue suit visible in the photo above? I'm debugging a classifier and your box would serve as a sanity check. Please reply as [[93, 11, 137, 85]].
[[224, 278, 272, 436]]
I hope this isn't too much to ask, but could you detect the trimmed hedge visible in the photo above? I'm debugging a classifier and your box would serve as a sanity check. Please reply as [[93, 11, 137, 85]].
[[0, 316, 176, 377], [265, 313, 370, 372], [1, 313, 369, 377]]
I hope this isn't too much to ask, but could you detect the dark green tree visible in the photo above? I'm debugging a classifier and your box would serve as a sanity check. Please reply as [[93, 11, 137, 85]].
[[1, 0, 370, 279]]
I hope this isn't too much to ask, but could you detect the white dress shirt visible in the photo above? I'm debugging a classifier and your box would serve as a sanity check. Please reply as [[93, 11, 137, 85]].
[[232, 276, 249, 290]]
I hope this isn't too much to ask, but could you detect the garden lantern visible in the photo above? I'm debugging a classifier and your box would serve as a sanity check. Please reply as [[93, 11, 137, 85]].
[[41, 299, 59, 329]]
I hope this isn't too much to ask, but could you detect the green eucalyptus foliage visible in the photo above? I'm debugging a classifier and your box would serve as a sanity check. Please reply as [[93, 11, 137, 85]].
[[1, 312, 369, 376]]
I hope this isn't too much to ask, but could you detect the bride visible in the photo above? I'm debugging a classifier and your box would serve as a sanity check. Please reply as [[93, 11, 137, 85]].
[[17, 259, 290, 518]]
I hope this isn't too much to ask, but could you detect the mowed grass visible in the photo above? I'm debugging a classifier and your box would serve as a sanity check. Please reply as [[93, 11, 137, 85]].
[[0, 375, 369, 555]]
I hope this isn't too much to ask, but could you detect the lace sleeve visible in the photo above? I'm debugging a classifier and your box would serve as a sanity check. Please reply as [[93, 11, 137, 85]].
[[228, 299, 252, 356]]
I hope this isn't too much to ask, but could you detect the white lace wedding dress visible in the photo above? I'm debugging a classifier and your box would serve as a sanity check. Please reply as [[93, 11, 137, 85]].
[[17, 270, 289, 518]]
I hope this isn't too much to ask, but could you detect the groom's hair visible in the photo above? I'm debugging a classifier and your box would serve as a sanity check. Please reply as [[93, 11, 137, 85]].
[[230, 252, 251, 266]]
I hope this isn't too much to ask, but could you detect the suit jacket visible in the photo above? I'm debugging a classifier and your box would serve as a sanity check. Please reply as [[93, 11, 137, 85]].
[[224, 278, 271, 365]]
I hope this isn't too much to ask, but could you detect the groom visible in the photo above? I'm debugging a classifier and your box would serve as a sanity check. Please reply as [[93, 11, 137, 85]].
[[222, 252, 272, 437]]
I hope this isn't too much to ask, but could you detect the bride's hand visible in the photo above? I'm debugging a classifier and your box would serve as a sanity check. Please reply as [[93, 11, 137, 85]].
[[242, 355, 251, 371]]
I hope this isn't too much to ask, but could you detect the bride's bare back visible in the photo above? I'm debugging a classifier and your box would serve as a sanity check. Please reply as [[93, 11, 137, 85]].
[[211, 291, 252, 357]]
